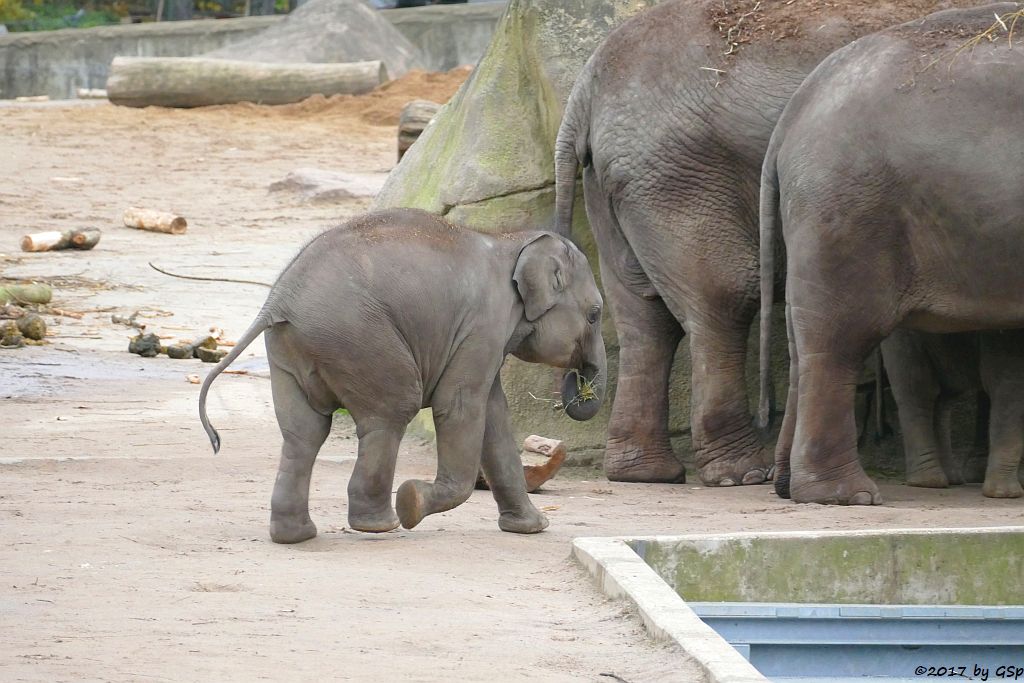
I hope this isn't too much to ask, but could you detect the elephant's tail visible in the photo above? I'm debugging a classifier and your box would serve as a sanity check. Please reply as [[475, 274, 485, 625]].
[[757, 144, 782, 432], [199, 309, 273, 454], [553, 75, 591, 239]]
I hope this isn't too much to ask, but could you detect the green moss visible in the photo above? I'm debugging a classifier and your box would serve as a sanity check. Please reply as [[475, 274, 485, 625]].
[[641, 531, 1024, 605]]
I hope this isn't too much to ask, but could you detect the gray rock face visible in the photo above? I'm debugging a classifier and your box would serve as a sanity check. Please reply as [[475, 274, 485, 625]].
[[374, 0, 663, 459], [269, 168, 388, 203], [203, 0, 424, 78]]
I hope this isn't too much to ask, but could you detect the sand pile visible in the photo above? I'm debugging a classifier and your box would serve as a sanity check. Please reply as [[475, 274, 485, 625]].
[[214, 66, 472, 127]]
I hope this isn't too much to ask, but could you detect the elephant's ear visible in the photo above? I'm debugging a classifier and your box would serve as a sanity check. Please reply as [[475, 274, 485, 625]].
[[513, 233, 567, 322]]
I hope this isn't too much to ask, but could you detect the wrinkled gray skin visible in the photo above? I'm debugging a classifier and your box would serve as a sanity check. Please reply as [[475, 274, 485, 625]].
[[199, 209, 606, 543], [554, 0, 955, 486], [759, 4, 1024, 505], [882, 329, 1024, 498]]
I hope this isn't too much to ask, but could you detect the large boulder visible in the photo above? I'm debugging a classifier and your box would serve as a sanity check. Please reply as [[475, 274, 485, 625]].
[[203, 0, 424, 78], [374, 0, 667, 464]]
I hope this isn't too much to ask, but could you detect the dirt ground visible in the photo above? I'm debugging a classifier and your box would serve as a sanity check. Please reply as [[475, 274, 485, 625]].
[[2, 95, 1023, 683]]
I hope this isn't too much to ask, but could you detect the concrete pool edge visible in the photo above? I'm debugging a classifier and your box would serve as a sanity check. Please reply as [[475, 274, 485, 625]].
[[571, 536, 766, 683], [572, 526, 1024, 683]]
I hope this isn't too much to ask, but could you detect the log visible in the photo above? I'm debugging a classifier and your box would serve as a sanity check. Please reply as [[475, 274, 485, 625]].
[[20, 228, 101, 252], [475, 435, 567, 494], [106, 57, 389, 109], [398, 100, 439, 161], [122, 208, 188, 235], [0, 283, 52, 305]]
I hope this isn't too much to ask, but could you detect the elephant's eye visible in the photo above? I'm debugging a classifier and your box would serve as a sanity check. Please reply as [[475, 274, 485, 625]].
[[587, 305, 601, 324]]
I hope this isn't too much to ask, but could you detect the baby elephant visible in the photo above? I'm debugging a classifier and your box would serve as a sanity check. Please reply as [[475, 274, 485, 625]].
[[199, 209, 606, 543]]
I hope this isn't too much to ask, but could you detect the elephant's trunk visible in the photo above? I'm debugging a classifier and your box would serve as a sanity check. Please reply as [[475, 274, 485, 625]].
[[562, 331, 606, 422]]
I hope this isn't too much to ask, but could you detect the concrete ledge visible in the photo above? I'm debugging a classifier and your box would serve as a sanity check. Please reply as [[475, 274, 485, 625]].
[[0, 3, 503, 99], [632, 526, 1024, 606], [572, 536, 767, 683]]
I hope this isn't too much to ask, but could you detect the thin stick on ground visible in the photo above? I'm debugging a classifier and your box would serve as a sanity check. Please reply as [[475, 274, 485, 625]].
[[149, 262, 272, 288]]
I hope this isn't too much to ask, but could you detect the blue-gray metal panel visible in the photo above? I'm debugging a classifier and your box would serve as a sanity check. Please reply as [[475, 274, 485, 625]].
[[690, 603, 1024, 619], [750, 644, 1024, 679], [699, 616, 1024, 645]]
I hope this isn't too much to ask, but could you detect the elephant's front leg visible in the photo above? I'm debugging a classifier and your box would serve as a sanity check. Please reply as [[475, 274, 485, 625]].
[[600, 256, 686, 483], [396, 380, 488, 530], [479, 377, 548, 533], [687, 316, 772, 486]]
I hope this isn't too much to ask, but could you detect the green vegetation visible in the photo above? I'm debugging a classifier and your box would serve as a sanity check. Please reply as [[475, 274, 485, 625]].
[[0, 0, 295, 31], [3, 1, 125, 30]]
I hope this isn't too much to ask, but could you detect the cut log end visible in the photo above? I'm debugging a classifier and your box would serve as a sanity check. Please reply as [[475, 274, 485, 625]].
[[123, 208, 188, 235], [475, 435, 567, 494], [20, 228, 101, 252]]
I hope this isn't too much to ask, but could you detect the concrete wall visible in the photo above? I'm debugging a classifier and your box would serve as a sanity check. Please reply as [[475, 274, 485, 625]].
[[387, 4, 502, 71], [0, 3, 504, 100]]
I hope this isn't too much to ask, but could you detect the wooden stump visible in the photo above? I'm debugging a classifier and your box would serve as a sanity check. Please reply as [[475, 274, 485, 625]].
[[106, 57, 389, 109], [398, 100, 440, 161], [476, 435, 567, 493]]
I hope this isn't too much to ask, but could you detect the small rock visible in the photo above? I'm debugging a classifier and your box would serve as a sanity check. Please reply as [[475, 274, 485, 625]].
[[1, 321, 24, 348], [16, 312, 46, 341], [269, 168, 388, 203], [166, 344, 194, 359], [129, 332, 162, 357], [196, 346, 228, 363]]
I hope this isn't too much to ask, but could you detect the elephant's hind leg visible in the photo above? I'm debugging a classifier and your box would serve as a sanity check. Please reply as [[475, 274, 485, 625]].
[[788, 308, 883, 506], [880, 330, 949, 489], [268, 361, 332, 544], [599, 254, 686, 483], [584, 178, 685, 484], [979, 332, 1024, 499], [774, 303, 799, 499], [347, 421, 405, 532]]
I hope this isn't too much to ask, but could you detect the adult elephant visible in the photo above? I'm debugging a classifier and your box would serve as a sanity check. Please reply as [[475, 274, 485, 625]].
[[553, 0, 957, 485], [759, 3, 1024, 504]]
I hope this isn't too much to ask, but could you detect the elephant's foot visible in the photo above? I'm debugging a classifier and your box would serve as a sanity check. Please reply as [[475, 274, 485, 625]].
[[348, 508, 400, 533], [774, 470, 791, 499], [395, 479, 430, 530], [791, 465, 883, 505], [906, 462, 950, 489], [982, 477, 1024, 499], [269, 515, 318, 544], [698, 446, 773, 487], [498, 508, 549, 534], [604, 439, 685, 483]]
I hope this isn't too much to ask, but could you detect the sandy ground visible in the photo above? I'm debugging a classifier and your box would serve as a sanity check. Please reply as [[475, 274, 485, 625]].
[[2, 99, 1023, 683]]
